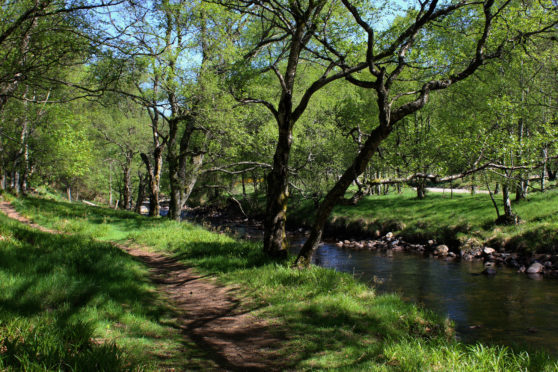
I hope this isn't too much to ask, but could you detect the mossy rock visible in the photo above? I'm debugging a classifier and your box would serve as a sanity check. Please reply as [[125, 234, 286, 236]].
[[458, 237, 484, 253]]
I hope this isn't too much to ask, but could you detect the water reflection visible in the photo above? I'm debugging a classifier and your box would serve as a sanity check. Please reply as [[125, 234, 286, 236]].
[[294, 241, 558, 355]]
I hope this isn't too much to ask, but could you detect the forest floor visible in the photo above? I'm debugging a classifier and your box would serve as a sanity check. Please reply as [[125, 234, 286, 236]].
[[2, 194, 558, 370], [0, 199, 284, 371]]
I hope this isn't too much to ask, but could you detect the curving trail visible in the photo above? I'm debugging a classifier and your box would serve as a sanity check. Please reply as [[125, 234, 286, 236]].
[[0, 200, 285, 371]]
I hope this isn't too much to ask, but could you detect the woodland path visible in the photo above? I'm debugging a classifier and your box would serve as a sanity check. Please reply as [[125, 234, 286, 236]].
[[0, 200, 285, 371]]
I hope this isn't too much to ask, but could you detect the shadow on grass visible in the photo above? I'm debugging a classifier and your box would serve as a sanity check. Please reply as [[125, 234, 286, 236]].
[[9, 196, 558, 369], [14, 197, 159, 237], [0, 213, 204, 370]]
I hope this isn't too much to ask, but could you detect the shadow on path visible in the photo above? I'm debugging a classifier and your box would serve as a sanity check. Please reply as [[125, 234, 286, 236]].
[[1, 200, 285, 371]]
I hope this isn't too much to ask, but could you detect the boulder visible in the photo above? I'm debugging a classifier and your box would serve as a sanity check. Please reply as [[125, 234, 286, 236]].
[[335, 241, 343, 248], [483, 247, 496, 255], [385, 232, 394, 240], [526, 262, 544, 274], [459, 237, 484, 256], [434, 245, 449, 256]]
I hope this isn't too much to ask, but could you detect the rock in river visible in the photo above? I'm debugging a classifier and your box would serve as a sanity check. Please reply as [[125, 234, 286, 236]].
[[482, 268, 497, 275], [434, 245, 449, 256], [526, 262, 544, 274], [483, 247, 496, 255]]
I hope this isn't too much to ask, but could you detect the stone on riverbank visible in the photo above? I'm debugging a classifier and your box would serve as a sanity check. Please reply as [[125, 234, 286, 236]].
[[434, 245, 449, 256], [526, 262, 544, 274], [483, 247, 496, 255]]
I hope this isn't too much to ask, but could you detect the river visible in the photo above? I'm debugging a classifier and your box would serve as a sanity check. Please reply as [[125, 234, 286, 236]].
[[217, 221, 558, 355], [308, 241, 558, 354]]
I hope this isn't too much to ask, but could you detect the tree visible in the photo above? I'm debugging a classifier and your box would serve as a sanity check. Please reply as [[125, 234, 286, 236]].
[[220, 0, 368, 258], [295, 0, 558, 266], [89, 94, 151, 210], [0, 0, 124, 112]]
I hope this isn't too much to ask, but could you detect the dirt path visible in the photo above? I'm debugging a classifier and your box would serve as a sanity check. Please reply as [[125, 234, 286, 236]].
[[0, 200, 285, 371], [0, 200, 59, 233], [426, 187, 489, 194]]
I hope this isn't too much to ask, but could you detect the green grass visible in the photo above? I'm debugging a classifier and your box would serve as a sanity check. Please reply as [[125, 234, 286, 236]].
[[0, 202, 219, 370], [289, 188, 558, 253], [3, 195, 558, 370]]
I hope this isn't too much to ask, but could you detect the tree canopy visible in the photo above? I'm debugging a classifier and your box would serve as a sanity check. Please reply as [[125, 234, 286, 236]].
[[0, 0, 556, 265]]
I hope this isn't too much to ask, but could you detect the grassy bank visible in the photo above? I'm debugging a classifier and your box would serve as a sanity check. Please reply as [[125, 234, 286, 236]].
[[0, 201, 223, 370], [2, 195, 558, 370], [289, 188, 558, 253]]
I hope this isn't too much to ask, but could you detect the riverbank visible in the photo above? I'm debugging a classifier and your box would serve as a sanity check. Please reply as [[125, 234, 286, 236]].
[[2, 195, 557, 370], [284, 188, 558, 268]]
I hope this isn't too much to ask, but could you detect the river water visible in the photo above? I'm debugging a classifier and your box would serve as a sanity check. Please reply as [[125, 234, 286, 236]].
[[307, 242, 558, 354], [199, 219, 558, 355]]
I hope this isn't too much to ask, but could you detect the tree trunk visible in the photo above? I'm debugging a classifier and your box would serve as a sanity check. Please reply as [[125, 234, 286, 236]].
[[263, 126, 292, 259], [503, 184, 513, 218], [141, 149, 162, 217], [108, 162, 113, 207], [134, 173, 147, 214], [122, 151, 133, 210], [471, 173, 476, 195], [251, 171, 258, 194], [168, 155, 205, 222], [396, 168, 402, 193], [295, 125, 390, 267], [67, 185, 72, 202], [484, 175, 500, 219], [541, 147, 547, 192], [167, 116, 208, 221], [19, 142, 29, 194], [515, 180, 527, 201], [17, 86, 30, 195], [416, 181, 426, 199], [498, 184, 519, 225], [12, 171, 20, 195]]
